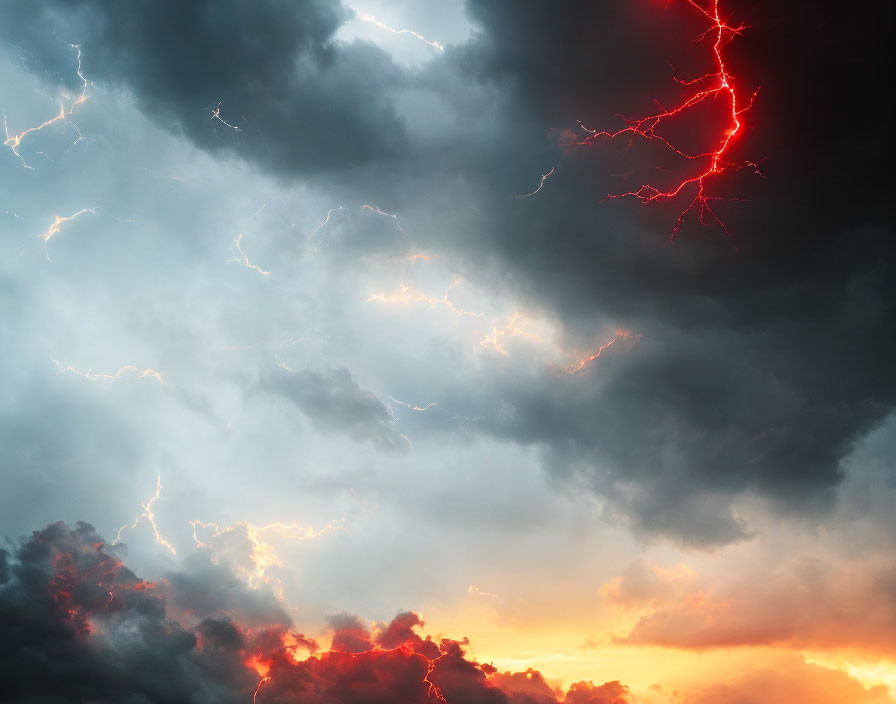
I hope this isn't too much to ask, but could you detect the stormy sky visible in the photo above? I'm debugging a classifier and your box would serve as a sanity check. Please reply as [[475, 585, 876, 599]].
[[1, 1, 894, 702]]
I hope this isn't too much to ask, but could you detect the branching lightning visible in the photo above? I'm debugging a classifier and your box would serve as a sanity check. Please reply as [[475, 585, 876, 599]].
[[353, 10, 445, 53], [577, 0, 760, 240], [425, 654, 449, 703], [113, 473, 177, 556], [189, 518, 344, 588], [480, 310, 542, 356], [310, 205, 408, 247], [386, 395, 484, 423], [228, 233, 271, 276], [211, 101, 239, 130], [37, 208, 94, 243], [367, 280, 483, 318], [3, 43, 89, 168]]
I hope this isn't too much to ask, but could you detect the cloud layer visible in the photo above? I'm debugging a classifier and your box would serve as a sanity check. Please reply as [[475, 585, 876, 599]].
[[0, 522, 636, 703]]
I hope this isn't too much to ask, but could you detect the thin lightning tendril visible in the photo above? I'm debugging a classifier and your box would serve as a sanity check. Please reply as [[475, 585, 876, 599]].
[[565, 329, 635, 374], [367, 280, 483, 318], [211, 101, 239, 130], [1, 208, 24, 220], [54, 360, 163, 383], [311, 204, 407, 242], [386, 395, 484, 423], [425, 654, 449, 702], [577, 0, 760, 241], [467, 585, 500, 600], [353, 10, 445, 53], [3, 43, 89, 168], [312, 206, 347, 236], [228, 233, 271, 276], [387, 395, 438, 413], [511, 166, 555, 199], [360, 204, 407, 236], [480, 310, 542, 356]]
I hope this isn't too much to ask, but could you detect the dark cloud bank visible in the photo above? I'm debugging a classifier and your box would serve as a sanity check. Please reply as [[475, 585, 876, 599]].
[[0, 522, 631, 703], [2, 0, 894, 544]]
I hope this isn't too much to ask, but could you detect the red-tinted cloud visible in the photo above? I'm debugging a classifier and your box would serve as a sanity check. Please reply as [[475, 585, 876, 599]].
[[680, 655, 892, 704], [604, 558, 896, 653], [1, 522, 634, 704]]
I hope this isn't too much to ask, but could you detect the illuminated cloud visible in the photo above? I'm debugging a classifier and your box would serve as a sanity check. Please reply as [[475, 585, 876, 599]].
[[0, 2, 893, 702], [0, 523, 642, 704], [2, 0, 892, 541], [605, 556, 896, 654]]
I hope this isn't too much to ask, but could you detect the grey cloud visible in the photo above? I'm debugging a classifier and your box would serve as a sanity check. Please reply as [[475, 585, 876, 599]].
[[396, 1, 896, 543], [2, 0, 893, 547], [260, 365, 407, 452], [0, 0, 407, 177]]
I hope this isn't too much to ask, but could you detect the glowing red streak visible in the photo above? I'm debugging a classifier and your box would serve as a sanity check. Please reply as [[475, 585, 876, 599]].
[[578, 0, 759, 241], [245, 642, 450, 702], [424, 654, 449, 702], [566, 329, 634, 374], [252, 676, 270, 704], [324, 646, 449, 703]]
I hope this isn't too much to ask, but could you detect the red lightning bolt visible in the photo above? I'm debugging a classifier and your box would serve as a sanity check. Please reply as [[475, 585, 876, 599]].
[[577, 0, 760, 241]]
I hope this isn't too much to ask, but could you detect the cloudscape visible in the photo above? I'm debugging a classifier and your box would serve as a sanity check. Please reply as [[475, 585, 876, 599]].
[[1, 1, 894, 702]]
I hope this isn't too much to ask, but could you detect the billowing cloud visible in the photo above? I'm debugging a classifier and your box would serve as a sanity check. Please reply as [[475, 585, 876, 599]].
[[1, 2, 894, 701], [679, 655, 893, 704], [259, 365, 407, 452], [0, 0, 406, 177], [0, 521, 641, 703], [604, 557, 896, 654], [2, 0, 893, 546]]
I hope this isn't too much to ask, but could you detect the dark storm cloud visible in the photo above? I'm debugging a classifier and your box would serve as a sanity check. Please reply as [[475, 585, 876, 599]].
[[0, 0, 406, 175], [259, 365, 407, 452], [0, 521, 635, 704], [3, 0, 893, 544], [422, 0, 896, 542], [166, 550, 292, 630], [0, 522, 253, 704]]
